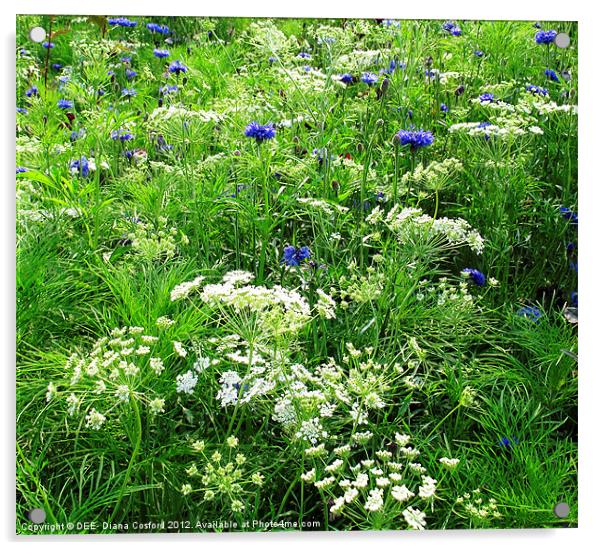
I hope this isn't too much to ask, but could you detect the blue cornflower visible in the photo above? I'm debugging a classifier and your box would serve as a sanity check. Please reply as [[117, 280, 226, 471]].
[[69, 156, 90, 177], [16, 167, 29, 174], [560, 206, 578, 225], [268, 56, 278, 64], [479, 92, 495, 103], [462, 268, 487, 287], [244, 121, 276, 143], [159, 84, 178, 95], [394, 129, 434, 150], [58, 75, 70, 85], [570, 261, 578, 273], [146, 22, 170, 34], [382, 19, 400, 27], [108, 17, 137, 28], [42, 41, 54, 49], [17, 107, 27, 114], [526, 84, 548, 96], [544, 68, 560, 82], [474, 50, 484, 57], [25, 85, 39, 97], [125, 69, 137, 80], [282, 245, 311, 267], [566, 242, 576, 253], [361, 72, 379, 86], [517, 305, 542, 323], [440, 103, 449, 113], [498, 436, 519, 450], [571, 291, 578, 307], [69, 128, 85, 141], [339, 73, 354, 84], [535, 29, 557, 44], [121, 88, 137, 98], [168, 60, 187, 74], [297, 52, 311, 59], [57, 99, 73, 109], [121, 56, 132, 63], [442, 21, 462, 35], [384, 60, 406, 75], [51, 63, 62, 70], [111, 129, 134, 141], [477, 121, 492, 129], [153, 48, 170, 58]]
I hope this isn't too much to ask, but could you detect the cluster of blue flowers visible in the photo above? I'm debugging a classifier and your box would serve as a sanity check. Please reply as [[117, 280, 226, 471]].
[[544, 68, 560, 82], [339, 73, 353, 85], [526, 84, 548, 96], [479, 92, 495, 103], [517, 306, 542, 323], [111, 129, 134, 141], [560, 206, 578, 225], [153, 49, 170, 59], [535, 29, 557, 44], [108, 17, 137, 28], [361, 72, 379, 86], [442, 21, 462, 36], [57, 99, 73, 109], [25, 85, 38, 97], [42, 41, 54, 49], [282, 245, 311, 267], [121, 88, 137, 98], [462, 268, 487, 287], [168, 60, 188, 74], [69, 156, 90, 178], [244, 122, 276, 143], [147, 22, 170, 34], [394, 129, 434, 150]]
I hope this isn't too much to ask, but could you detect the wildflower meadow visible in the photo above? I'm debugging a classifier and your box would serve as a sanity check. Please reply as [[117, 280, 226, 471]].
[[16, 15, 578, 534]]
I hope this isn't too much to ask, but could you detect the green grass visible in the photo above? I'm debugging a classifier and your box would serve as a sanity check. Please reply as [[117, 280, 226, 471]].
[[16, 15, 577, 533]]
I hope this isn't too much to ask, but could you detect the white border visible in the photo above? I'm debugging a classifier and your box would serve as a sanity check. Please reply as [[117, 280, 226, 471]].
[[3, 1, 601, 549]]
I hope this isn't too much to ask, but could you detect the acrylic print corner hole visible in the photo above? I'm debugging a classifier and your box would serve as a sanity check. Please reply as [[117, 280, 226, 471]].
[[16, 15, 578, 535]]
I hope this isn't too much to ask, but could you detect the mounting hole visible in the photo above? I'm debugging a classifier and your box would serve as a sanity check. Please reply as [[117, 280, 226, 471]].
[[555, 33, 570, 49], [554, 502, 570, 518], [28, 508, 46, 524], [29, 27, 47, 43]]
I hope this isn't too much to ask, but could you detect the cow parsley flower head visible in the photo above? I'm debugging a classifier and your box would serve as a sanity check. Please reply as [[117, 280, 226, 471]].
[[85, 408, 106, 430], [395, 129, 434, 150], [403, 506, 427, 530], [176, 370, 198, 394], [244, 121, 276, 142]]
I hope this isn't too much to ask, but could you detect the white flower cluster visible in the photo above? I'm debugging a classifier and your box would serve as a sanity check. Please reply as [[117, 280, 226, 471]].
[[306, 434, 436, 529], [367, 204, 485, 254], [173, 271, 315, 340], [50, 325, 170, 427], [171, 276, 206, 301]]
